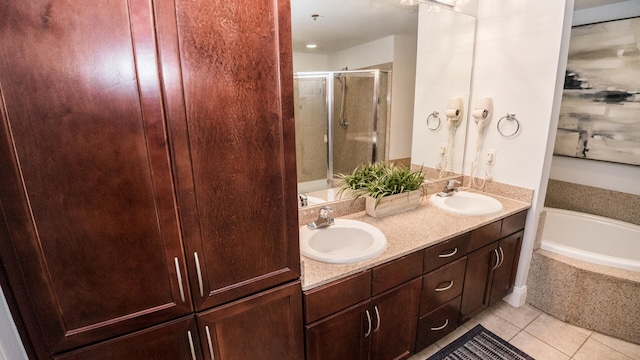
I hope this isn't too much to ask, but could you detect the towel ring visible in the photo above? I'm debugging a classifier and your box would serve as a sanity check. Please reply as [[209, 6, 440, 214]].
[[497, 113, 520, 137], [427, 111, 441, 131]]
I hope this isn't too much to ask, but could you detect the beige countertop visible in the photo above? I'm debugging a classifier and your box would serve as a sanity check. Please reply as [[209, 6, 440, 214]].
[[300, 191, 531, 291]]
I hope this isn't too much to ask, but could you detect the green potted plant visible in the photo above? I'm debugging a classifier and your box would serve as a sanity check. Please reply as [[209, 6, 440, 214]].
[[338, 163, 425, 218]]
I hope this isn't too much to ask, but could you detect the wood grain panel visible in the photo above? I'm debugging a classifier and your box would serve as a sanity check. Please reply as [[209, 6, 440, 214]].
[[304, 270, 372, 324], [55, 316, 200, 360], [158, 0, 299, 309], [197, 281, 304, 360], [0, 0, 191, 354]]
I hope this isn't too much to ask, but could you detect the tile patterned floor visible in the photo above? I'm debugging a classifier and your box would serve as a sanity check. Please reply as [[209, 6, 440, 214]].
[[409, 301, 640, 360]]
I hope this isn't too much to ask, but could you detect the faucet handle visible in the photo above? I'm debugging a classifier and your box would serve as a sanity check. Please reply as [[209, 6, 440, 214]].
[[319, 205, 333, 219], [307, 206, 334, 229], [298, 192, 308, 207], [446, 179, 461, 189]]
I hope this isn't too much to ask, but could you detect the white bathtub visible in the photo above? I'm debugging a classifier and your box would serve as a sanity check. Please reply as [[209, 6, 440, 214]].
[[540, 208, 640, 272]]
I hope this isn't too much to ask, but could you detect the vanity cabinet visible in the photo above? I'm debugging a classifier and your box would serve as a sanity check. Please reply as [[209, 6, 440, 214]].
[[0, 0, 302, 358], [53, 317, 202, 360], [415, 234, 469, 350], [195, 282, 304, 360], [154, 0, 301, 311], [460, 211, 526, 321], [304, 252, 423, 360]]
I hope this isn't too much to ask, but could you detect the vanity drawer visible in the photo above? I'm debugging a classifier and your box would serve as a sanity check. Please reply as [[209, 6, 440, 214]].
[[500, 210, 527, 237], [423, 233, 469, 273], [372, 250, 423, 295], [420, 257, 467, 315], [304, 270, 372, 324], [416, 296, 462, 351], [468, 220, 501, 252]]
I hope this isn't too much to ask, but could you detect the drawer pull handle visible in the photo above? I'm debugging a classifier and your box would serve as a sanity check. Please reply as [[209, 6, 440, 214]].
[[435, 281, 454, 292], [205, 325, 215, 360], [431, 319, 449, 331], [365, 310, 372, 337], [373, 306, 381, 333], [438, 248, 458, 258], [491, 249, 500, 270], [194, 252, 204, 297], [187, 331, 197, 360], [497, 246, 505, 268], [174, 257, 186, 302]]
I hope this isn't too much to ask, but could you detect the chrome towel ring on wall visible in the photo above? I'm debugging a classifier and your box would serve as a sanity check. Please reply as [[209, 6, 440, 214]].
[[497, 113, 520, 137], [427, 111, 441, 131]]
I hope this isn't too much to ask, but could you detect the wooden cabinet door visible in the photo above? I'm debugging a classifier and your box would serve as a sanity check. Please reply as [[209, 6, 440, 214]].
[[460, 242, 498, 321], [489, 231, 523, 304], [0, 1, 192, 356], [197, 281, 304, 360], [306, 301, 371, 360], [55, 317, 202, 360], [370, 278, 422, 360], [154, 0, 300, 310]]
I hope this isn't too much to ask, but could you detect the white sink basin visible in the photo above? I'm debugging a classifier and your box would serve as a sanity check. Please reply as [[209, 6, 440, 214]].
[[429, 191, 504, 216], [299, 219, 387, 264]]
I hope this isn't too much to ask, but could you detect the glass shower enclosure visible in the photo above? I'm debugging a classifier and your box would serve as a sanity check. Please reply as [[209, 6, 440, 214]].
[[294, 69, 391, 193]]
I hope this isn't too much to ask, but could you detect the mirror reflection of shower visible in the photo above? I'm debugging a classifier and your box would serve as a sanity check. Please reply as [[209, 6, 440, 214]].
[[336, 67, 349, 129], [294, 69, 391, 193]]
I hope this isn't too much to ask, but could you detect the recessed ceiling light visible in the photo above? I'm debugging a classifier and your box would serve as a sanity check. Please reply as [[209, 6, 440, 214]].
[[306, 44, 318, 49]]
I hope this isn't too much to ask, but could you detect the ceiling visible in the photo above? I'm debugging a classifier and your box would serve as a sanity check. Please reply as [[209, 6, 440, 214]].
[[290, 0, 627, 55], [290, 0, 419, 54]]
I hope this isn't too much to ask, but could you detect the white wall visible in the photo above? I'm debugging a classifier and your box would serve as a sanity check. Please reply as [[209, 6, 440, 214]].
[[411, 6, 476, 173], [548, 0, 640, 195], [327, 36, 395, 71], [389, 33, 417, 161], [292, 52, 328, 73], [464, 0, 572, 306], [0, 288, 28, 360]]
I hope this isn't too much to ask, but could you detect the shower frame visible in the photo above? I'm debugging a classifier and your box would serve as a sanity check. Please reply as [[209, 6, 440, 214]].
[[294, 69, 391, 191]]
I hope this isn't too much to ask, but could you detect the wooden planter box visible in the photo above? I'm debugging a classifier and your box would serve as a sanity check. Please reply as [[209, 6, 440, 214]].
[[365, 190, 422, 218]]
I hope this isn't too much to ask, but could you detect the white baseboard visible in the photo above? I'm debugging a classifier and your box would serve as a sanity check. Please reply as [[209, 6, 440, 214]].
[[503, 285, 527, 307]]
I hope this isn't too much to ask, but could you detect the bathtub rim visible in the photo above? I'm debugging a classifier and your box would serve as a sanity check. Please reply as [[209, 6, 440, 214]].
[[540, 207, 640, 273]]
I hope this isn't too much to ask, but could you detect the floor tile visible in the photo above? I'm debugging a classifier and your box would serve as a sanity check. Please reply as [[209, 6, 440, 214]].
[[509, 331, 571, 360], [408, 344, 441, 360], [434, 325, 472, 348], [462, 309, 521, 341], [590, 333, 640, 360], [573, 338, 633, 360], [524, 313, 589, 356], [490, 301, 541, 329]]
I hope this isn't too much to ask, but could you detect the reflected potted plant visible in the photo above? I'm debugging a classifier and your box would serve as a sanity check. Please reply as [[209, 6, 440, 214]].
[[338, 163, 425, 218]]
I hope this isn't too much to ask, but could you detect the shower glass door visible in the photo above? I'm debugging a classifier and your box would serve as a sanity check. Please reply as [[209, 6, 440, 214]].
[[294, 75, 329, 193], [294, 70, 390, 194]]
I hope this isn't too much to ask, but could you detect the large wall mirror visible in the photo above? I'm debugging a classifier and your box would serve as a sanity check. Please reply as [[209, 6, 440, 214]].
[[291, 0, 476, 207]]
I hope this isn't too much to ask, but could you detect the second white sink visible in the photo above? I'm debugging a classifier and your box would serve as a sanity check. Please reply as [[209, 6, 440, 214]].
[[429, 191, 504, 216], [299, 219, 387, 264]]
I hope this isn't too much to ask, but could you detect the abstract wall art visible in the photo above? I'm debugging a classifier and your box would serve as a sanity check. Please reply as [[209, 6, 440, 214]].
[[555, 16, 640, 166]]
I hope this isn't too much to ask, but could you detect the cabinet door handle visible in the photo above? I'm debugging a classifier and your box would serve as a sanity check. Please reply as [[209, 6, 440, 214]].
[[373, 305, 381, 333], [205, 325, 215, 360], [438, 248, 458, 258], [435, 280, 454, 292], [497, 246, 505, 268], [364, 310, 372, 337], [187, 331, 197, 360], [491, 249, 500, 270], [430, 319, 449, 331], [194, 252, 204, 297], [174, 257, 186, 302]]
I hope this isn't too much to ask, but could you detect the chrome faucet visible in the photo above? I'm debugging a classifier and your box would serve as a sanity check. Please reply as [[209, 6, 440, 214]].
[[298, 192, 308, 207], [307, 206, 335, 229], [437, 179, 461, 197]]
